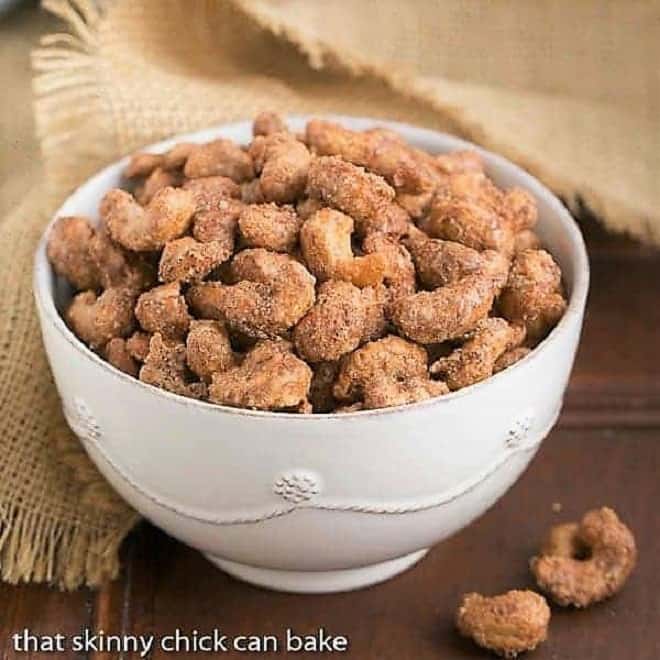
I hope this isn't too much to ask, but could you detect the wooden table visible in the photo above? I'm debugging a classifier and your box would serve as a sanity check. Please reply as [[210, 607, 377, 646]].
[[1, 217, 659, 659]]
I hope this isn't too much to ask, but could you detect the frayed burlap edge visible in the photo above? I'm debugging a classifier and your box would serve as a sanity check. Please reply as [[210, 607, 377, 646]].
[[0, 187, 140, 590], [32, 0, 119, 198]]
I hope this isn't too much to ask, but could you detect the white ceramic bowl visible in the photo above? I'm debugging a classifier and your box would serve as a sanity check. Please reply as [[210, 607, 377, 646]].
[[34, 116, 589, 593]]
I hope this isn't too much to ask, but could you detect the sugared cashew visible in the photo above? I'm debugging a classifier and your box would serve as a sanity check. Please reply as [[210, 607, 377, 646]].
[[530, 507, 637, 608], [65, 288, 136, 349], [305, 119, 435, 194], [162, 142, 196, 171], [135, 167, 182, 205], [158, 236, 232, 284], [139, 332, 207, 399], [47, 216, 100, 291], [249, 132, 311, 203], [126, 331, 151, 362], [299, 208, 385, 287], [293, 280, 383, 363], [390, 274, 497, 344], [362, 232, 416, 308], [183, 139, 254, 182], [209, 340, 312, 411], [423, 196, 515, 255], [187, 249, 315, 339], [104, 337, 139, 377], [252, 111, 287, 137], [124, 152, 164, 179], [101, 187, 196, 251], [124, 143, 195, 180], [514, 229, 541, 254], [434, 149, 484, 175], [89, 230, 156, 292], [499, 249, 567, 341], [430, 318, 525, 390], [238, 203, 301, 253], [306, 156, 410, 237], [182, 176, 241, 211], [504, 188, 538, 233], [333, 335, 448, 409], [456, 590, 550, 658], [185, 319, 236, 383], [406, 235, 499, 289], [192, 199, 242, 257], [395, 189, 435, 219], [493, 346, 531, 373], [135, 282, 191, 339]]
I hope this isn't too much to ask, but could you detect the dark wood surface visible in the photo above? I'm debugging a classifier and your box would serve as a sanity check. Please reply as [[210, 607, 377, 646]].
[[1, 218, 659, 660]]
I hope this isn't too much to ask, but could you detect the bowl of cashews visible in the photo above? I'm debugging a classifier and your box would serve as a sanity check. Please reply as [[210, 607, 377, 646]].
[[34, 114, 589, 593]]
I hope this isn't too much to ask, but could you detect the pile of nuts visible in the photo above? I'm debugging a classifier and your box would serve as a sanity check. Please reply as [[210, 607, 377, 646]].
[[457, 507, 637, 657], [47, 113, 567, 413]]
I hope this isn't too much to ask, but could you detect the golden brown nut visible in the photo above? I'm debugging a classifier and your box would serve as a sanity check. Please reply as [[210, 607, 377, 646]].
[[514, 229, 541, 254], [65, 288, 136, 349], [499, 249, 567, 342], [434, 149, 484, 175], [101, 187, 196, 252], [333, 335, 448, 409], [209, 340, 312, 411], [362, 232, 416, 308], [124, 152, 164, 179], [162, 142, 196, 171], [135, 282, 191, 339], [192, 199, 242, 257], [188, 249, 315, 338], [158, 236, 232, 284], [249, 132, 311, 203], [135, 167, 182, 205], [309, 361, 339, 413], [493, 346, 531, 373], [238, 203, 301, 253], [293, 281, 382, 363], [182, 176, 241, 211], [456, 590, 550, 658], [407, 235, 484, 289], [104, 337, 139, 377], [185, 319, 236, 383], [47, 216, 100, 291], [89, 231, 156, 292], [530, 507, 637, 608], [300, 208, 385, 287], [126, 331, 151, 362], [424, 197, 514, 255], [395, 190, 435, 220], [390, 274, 496, 344], [253, 111, 287, 136], [306, 156, 410, 237], [504, 188, 538, 233], [305, 119, 435, 194], [183, 139, 254, 182], [430, 318, 525, 390], [139, 333, 206, 399]]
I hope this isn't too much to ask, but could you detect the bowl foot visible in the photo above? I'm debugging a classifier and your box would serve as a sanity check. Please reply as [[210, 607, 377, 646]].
[[205, 548, 429, 594]]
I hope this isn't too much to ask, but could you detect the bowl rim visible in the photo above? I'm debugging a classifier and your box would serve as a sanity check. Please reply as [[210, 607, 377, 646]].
[[33, 114, 590, 421]]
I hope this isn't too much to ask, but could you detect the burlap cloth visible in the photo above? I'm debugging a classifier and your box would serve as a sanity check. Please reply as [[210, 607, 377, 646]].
[[1, 0, 658, 590]]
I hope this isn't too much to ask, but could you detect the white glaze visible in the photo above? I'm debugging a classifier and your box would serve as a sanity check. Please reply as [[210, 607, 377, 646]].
[[33, 116, 589, 593]]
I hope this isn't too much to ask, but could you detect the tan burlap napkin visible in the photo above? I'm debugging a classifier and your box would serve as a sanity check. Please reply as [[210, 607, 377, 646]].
[[1, 0, 658, 589]]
